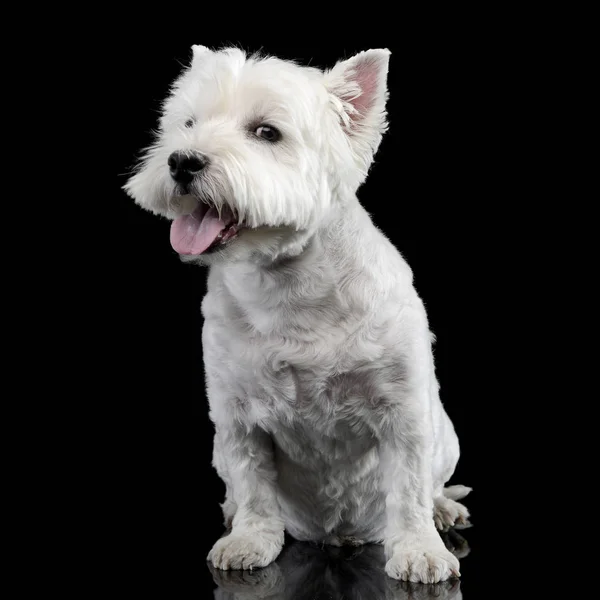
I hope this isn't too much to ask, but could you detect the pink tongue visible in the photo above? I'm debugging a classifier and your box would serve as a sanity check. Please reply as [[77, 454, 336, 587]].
[[170, 204, 228, 255]]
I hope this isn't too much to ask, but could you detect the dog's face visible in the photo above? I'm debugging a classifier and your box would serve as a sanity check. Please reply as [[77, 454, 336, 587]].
[[124, 46, 390, 265]]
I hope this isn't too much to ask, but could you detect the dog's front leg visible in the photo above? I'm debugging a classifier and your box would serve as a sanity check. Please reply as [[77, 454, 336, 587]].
[[380, 400, 460, 583], [208, 423, 284, 571]]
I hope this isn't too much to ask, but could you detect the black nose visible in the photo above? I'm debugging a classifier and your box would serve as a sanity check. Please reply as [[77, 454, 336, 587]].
[[168, 151, 206, 183]]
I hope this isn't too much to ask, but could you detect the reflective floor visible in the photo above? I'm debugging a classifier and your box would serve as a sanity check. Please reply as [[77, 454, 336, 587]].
[[209, 529, 471, 599]]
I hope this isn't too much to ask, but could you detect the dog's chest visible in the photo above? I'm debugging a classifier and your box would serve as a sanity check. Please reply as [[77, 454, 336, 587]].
[[241, 335, 384, 437], [249, 358, 380, 467], [203, 271, 402, 434]]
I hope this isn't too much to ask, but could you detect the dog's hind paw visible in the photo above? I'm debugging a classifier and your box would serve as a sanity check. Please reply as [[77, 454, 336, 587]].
[[434, 495, 470, 531]]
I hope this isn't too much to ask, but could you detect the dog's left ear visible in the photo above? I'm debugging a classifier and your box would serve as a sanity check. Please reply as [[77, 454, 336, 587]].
[[325, 49, 390, 167]]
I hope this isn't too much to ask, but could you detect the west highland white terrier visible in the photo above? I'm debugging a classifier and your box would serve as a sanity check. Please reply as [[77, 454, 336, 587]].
[[124, 45, 471, 583]]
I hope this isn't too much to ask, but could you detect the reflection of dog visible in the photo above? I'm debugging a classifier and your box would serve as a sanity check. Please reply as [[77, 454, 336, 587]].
[[125, 45, 471, 583], [211, 538, 467, 600]]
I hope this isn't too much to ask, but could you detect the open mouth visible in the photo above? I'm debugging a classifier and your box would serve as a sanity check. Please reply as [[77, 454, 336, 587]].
[[170, 198, 244, 256]]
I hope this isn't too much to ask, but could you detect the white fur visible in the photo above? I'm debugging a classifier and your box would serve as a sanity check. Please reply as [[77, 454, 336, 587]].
[[124, 45, 470, 584]]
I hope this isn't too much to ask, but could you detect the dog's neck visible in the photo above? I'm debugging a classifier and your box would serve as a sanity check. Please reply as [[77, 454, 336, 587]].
[[208, 198, 397, 335], [216, 227, 342, 317]]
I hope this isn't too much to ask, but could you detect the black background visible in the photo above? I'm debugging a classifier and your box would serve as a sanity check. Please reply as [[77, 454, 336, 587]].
[[108, 20, 516, 598]]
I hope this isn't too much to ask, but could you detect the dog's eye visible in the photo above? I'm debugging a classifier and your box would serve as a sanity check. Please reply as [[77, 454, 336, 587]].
[[254, 125, 281, 142], [185, 118, 195, 128]]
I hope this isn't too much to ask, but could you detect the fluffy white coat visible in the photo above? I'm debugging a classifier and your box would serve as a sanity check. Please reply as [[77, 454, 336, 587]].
[[124, 45, 470, 584]]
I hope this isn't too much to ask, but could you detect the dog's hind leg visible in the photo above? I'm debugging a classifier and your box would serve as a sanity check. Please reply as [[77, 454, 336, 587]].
[[430, 378, 472, 532]]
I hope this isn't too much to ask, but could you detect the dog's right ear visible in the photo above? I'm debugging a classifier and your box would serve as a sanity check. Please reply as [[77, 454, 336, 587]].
[[191, 44, 212, 66]]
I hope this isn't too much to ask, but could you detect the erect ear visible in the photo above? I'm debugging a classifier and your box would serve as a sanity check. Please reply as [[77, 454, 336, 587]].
[[190, 44, 212, 66], [324, 49, 391, 168]]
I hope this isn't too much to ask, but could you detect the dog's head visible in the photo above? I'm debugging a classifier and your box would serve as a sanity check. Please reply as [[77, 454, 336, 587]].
[[124, 46, 390, 265]]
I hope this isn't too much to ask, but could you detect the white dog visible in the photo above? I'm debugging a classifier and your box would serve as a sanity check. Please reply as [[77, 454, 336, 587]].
[[124, 45, 471, 584]]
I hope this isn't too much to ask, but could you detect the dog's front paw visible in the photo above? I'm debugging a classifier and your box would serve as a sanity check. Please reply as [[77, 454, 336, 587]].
[[208, 530, 284, 571], [385, 537, 460, 583]]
